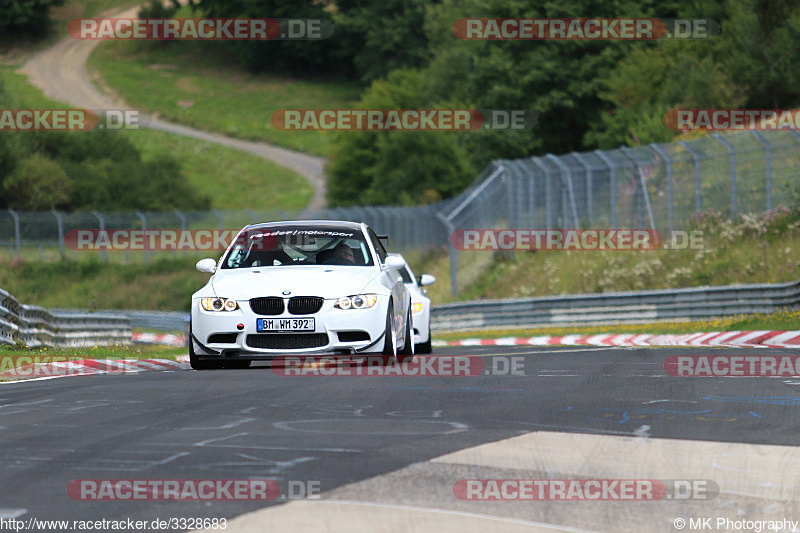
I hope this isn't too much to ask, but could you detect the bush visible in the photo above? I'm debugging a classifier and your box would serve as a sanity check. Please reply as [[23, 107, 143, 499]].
[[0, 127, 210, 212], [3, 154, 71, 210]]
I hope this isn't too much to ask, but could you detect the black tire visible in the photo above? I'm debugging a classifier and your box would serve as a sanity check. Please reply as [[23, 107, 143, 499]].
[[416, 336, 433, 354], [189, 323, 222, 370], [381, 300, 396, 357], [397, 306, 414, 362]]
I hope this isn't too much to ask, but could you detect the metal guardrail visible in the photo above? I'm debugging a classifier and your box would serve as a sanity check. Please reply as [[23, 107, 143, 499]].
[[51, 309, 189, 332], [0, 288, 132, 347], [47, 280, 800, 337], [430, 279, 800, 331]]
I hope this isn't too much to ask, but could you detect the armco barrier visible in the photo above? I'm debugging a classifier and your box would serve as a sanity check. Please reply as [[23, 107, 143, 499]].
[[0, 288, 131, 347], [52, 309, 189, 332], [430, 279, 800, 330]]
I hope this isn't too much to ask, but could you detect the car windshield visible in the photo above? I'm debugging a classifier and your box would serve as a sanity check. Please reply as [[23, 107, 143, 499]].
[[221, 226, 374, 269]]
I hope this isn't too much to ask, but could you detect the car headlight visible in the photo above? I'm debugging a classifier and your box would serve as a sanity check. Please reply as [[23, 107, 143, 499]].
[[335, 294, 378, 310], [412, 302, 424, 314], [201, 297, 239, 312]]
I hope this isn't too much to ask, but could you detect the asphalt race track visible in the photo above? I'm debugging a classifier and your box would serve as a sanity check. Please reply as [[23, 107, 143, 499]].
[[1, 345, 798, 531]]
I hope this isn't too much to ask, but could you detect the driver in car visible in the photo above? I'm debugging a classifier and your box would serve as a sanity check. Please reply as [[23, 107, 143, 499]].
[[334, 242, 355, 264]]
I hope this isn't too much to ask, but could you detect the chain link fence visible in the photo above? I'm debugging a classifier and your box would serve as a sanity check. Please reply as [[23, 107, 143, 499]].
[[2, 129, 799, 296]]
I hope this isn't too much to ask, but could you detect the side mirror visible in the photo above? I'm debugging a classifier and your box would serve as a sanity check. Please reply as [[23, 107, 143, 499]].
[[196, 258, 217, 273], [420, 274, 436, 287], [382, 256, 406, 271]]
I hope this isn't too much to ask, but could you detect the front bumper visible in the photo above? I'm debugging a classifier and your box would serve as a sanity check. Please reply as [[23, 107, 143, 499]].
[[413, 307, 431, 344], [191, 296, 388, 360]]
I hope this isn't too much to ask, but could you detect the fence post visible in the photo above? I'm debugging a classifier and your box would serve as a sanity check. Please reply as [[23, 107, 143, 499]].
[[571, 152, 594, 226], [501, 161, 519, 260], [505, 160, 516, 229], [91, 210, 107, 263], [530, 157, 551, 229], [509, 160, 533, 227], [51, 209, 65, 260], [437, 213, 458, 298], [7, 208, 20, 258], [679, 140, 702, 213], [446, 164, 505, 222], [750, 132, 772, 211], [8, 207, 22, 257], [545, 154, 580, 227], [649, 143, 674, 234], [520, 160, 537, 227], [212, 209, 224, 231], [620, 147, 657, 230], [713, 133, 737, 219], [134, 210, 148, 264], [594, 150, 617, 229], [174, 209, 188, 258]]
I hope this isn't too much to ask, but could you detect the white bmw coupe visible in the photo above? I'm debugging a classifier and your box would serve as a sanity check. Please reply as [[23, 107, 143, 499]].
[[189, 220, 413, 370]]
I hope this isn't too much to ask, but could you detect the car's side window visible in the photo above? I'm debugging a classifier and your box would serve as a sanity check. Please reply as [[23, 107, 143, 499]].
[[399, 266, 412, 283], [368, 229, 388, 263]]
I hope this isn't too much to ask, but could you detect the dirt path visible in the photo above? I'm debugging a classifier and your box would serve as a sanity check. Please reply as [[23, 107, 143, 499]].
[[21, 5, 328, 210]]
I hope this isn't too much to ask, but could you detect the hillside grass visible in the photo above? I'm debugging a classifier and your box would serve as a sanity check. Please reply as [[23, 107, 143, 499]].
[[0, 65, 313, 210], [446, 212, 800, 304], [88, 12, 361, 157], [0, 257, 209, 311]]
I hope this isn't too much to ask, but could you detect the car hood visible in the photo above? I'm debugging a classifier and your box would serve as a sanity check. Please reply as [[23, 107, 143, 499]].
[[210, 266, 382, 300]]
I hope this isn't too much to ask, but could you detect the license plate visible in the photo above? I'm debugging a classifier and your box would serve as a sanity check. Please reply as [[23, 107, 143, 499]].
[[256, 318, 315, 332]]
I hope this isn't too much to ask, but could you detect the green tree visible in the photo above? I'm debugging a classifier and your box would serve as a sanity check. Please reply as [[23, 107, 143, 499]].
[[421, 0, 655, 155], [328, 68, 475, 206], [718, 0, 800, 108], [0, 0, 65, 35], [333, 0, 435, 82], [196, 0, 332, 73], [585, 41, 744, 148]]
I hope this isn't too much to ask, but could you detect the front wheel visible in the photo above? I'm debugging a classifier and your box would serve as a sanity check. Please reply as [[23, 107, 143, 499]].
[[381, 300, 397, 357], [397, 306, 414, 362], [189, 323, 223, 370], [416, 336, 432, 354]]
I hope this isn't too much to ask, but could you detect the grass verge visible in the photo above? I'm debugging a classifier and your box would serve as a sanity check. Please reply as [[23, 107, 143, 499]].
[[0, 343, 184, 359], [0, 344, 186, 382]]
